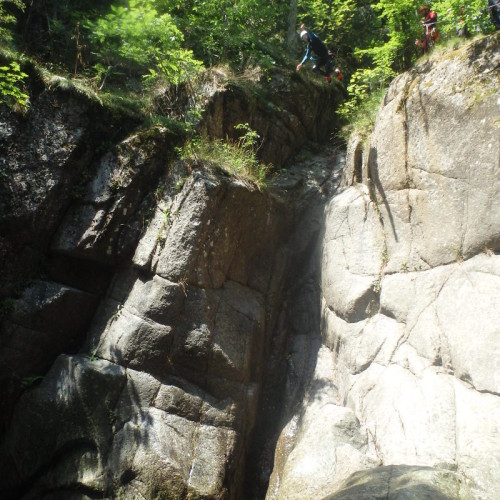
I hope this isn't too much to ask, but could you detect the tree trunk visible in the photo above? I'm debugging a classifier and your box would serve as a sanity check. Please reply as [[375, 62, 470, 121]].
[[285, 0, 298, 56]]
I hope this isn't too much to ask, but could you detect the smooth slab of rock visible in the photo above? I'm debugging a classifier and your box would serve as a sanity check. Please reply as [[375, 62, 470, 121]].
[[267, 347, 378, 500], [322, 465, 465, 500]]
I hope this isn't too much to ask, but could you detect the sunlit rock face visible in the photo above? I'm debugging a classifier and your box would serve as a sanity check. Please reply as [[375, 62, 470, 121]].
[[268, 35, 500, 500], [1, 32, 499, 500]]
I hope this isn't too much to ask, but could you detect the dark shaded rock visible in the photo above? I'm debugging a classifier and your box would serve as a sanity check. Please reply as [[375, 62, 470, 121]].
[[2, 354, 126, 496], [322, 465, 462, 500], [0, 280, 99, 433], [0, 85, 139, 300], [51, 128, 180, 265], [199, 69, 342, 167]]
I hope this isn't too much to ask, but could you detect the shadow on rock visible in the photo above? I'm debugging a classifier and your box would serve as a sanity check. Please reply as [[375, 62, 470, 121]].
[[323, 465, 463, 500]]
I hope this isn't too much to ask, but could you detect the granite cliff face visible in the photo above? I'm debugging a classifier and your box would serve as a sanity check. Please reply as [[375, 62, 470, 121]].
[[268, 34, 500, 500], [0, 35, 499, 500]]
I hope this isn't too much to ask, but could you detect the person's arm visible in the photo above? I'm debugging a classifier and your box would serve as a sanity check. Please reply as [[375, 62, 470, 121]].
[[423, 12, 437, 27], [301, 44, 311, 65], [297, 42, 311, 71]]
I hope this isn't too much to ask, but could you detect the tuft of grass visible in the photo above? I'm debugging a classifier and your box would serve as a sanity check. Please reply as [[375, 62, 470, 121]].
[[179, 123, 271, 189], [418, 33, 484, 63]]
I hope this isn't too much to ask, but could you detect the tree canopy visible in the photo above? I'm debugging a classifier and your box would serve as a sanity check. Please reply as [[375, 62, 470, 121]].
[[0, 0, 497, 117]]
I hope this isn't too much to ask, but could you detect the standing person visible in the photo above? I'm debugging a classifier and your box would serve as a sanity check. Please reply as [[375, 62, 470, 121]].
[[296, 23, 333, 84], [415, 5, 438, 53], [489, 0, 500, 30], [456, 6, 469, 37]]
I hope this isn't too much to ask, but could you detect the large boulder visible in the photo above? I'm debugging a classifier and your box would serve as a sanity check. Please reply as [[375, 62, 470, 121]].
[[0, 153, 342, 498]]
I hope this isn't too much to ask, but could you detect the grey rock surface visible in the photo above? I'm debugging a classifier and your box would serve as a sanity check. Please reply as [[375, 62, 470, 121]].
[[1, 34, 499, 500], [322, 465, 464, 500], [0, 64, 343, 498], [267, 346, 379, 500], [269, 35, 500, 500]]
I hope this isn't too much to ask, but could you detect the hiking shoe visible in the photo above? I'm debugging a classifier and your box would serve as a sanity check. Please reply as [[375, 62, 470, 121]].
[[325, 75, 332, 84]]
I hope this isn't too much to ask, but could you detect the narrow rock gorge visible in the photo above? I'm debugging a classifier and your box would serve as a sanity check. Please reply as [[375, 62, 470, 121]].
[[0, 34, 499, 500]]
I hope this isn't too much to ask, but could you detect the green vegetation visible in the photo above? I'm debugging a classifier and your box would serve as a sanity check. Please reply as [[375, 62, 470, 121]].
[[0, 0, 23, 43], [179, 123, 270, 188], [87, 349, 100, 362], [85, 1, 203, 85], [0, 1, 496, 134], [0, 1, 27, 108], [339, 86, 386, 140], [0, 59, 28, 108], [332, 0, 493, 130]]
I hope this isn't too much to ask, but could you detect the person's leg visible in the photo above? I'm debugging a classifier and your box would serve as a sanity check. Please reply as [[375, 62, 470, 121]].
[[312, 62, 326, 75], [312, 57, 332, 83], [312, 56, 331, 75], [422, 35, 428, 53], [325, 57, 333, 77]]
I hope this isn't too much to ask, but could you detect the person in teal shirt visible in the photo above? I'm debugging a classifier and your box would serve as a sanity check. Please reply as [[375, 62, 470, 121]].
[[296, 24, 333, 84]]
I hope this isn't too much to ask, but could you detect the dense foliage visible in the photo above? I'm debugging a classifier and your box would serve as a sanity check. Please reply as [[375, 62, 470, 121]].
[[85, 0, 203, 85], [0, 0, 497, 119], [337, 0, 493, 123], [0, 0, 23, 42], [0, 0, 27, 108], [0, 60, 28, 108]]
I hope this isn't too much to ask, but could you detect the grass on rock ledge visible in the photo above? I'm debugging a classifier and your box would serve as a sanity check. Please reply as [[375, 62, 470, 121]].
[[179, 126, 271, 190]]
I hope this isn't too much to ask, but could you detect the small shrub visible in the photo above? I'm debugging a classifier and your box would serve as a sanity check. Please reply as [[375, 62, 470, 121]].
[[338, 86, 386, 141], [0, 60, 29, 109]]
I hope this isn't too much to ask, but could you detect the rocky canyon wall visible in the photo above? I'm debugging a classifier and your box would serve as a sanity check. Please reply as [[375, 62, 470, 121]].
[[0, 33, 499, 500], [0, 67, 341, 499], [268, 34, 500, 500]]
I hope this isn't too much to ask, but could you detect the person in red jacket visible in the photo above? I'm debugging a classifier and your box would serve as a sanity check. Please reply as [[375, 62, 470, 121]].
[[415, 5, 438, 53]]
